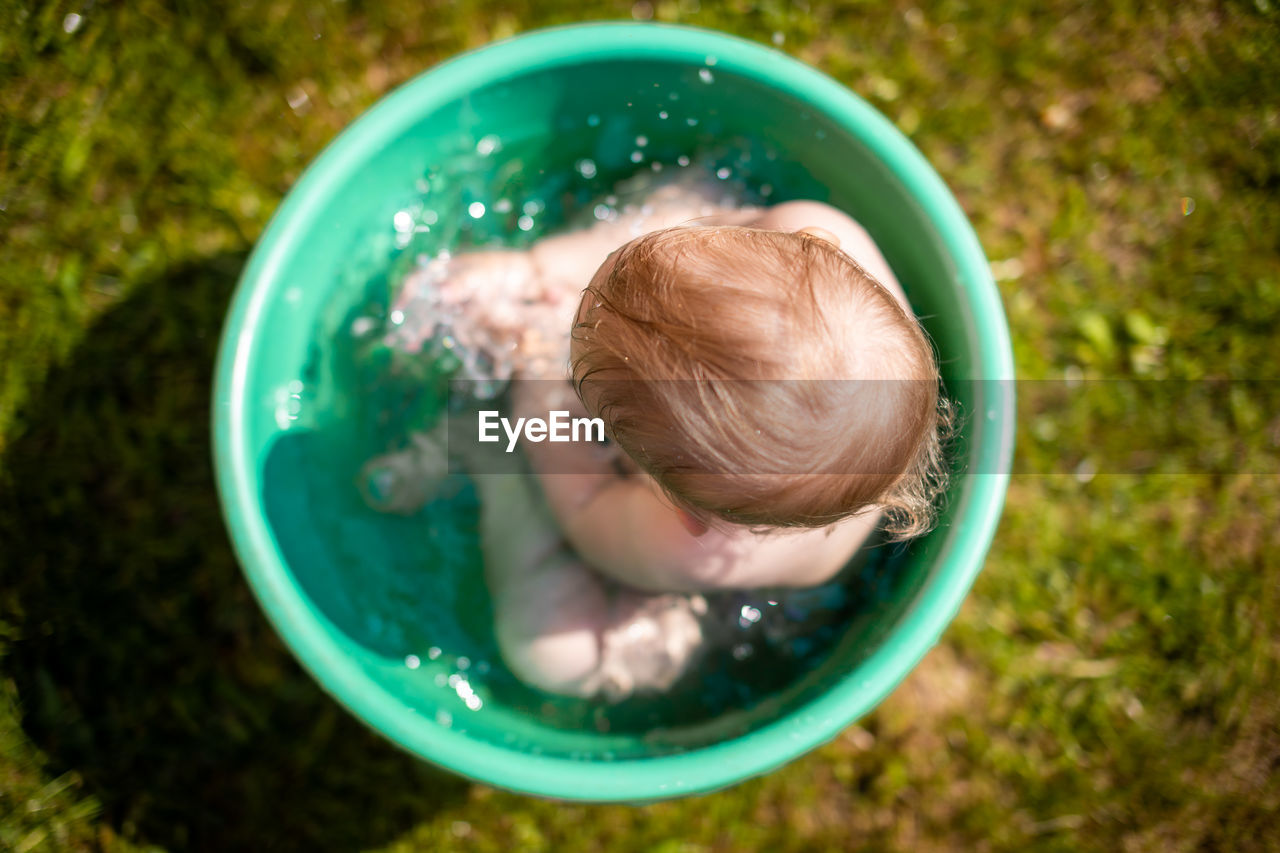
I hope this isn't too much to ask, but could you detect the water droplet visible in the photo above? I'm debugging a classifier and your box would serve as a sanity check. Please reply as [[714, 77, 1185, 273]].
[[63, 13, 83, 33], [404, 654, 421, 669], [575, 158, 598, 179], [390, 309, 405, 325], [677, 155, 690, 167], [476, 134, 501, 156], [651, 161, 663, 172], [427, 646, 442, 660], [630, 150, 644, 163], [1181, 196, 1196, 216], [705, 55, 718, 66], [699, 68, 714, 84], [494, 198, 513, 214], [594, 204, 612, 220], [468, 201, 486, 218], [686, 117, 699, 126], [659, 110, 669, 119], [739, 604, 762, 626], [393, 211, 413, 233], [465, 695, 482, 711], [772, 31, 785, 46], [457, 656, 470, 670], [636, 135, 649, 147], [716, 167, 731, 179], [518, 215, 534, 231]]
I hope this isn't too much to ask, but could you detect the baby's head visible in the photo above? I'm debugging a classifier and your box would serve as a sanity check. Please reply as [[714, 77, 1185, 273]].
[[570, 225, 951, 539]]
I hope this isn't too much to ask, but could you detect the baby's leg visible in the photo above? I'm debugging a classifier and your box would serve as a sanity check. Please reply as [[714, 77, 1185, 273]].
[[471, 471, 707, 701]]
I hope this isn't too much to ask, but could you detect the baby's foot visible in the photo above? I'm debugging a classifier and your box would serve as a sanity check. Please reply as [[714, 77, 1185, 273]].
[[358, 427, 450, 514], [590, 591, 709, 703]]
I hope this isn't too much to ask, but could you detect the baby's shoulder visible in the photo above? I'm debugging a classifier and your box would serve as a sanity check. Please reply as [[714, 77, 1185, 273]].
[[751, 200, 905, 307], [750, 200, 867, 242]]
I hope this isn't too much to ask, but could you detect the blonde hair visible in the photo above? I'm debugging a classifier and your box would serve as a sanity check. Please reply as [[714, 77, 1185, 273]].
[[571, 225, 953, 540]]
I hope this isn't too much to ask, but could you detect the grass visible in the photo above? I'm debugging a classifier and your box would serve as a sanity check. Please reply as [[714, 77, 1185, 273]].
[[1, 0, 1278, 849]]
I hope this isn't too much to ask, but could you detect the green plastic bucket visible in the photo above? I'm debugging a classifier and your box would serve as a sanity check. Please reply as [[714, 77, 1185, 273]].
[[212, 22, 1014, 801]]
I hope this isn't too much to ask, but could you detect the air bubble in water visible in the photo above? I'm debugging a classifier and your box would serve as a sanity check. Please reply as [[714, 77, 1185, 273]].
[[393, 211, 413, 233], [677, 155, 690, 167], [716, 167, 732, 179], [518, 215, 534, 231], [476, 134, 501, 156], [468, 202, 486, 218], [404, 654, 421, 669], [699, 68, 714, 84], [630, 150, 644, 163], [576, 158, 598, 179]]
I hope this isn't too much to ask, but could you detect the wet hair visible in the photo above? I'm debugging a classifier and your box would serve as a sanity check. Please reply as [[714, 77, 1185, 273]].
[[570, 225, 954, 540]]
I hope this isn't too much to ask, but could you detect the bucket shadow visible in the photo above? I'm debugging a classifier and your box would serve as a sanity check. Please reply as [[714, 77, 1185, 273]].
[[0, 253, 467, 852]]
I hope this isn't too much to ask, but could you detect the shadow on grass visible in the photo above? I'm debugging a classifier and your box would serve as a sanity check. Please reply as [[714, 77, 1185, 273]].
[[0, 253, 468, 852]]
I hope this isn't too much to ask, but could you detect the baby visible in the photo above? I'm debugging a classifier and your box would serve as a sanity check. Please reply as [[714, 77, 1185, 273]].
[[370, 178, 950, 701]]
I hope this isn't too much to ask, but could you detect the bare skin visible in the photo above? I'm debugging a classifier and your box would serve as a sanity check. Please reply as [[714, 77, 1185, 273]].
[[379, 179, 911, 699]]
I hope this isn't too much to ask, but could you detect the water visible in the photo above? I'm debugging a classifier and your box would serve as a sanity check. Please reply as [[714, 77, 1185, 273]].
[[282, 112, 914, 755]]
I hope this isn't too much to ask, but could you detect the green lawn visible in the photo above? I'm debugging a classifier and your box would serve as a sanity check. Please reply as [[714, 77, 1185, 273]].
[[2, 0, 1278, 850]]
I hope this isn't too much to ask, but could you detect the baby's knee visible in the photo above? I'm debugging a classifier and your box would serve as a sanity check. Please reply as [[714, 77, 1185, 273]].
[[493, 560, 610, 697], [497, 618, 603, 697]]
